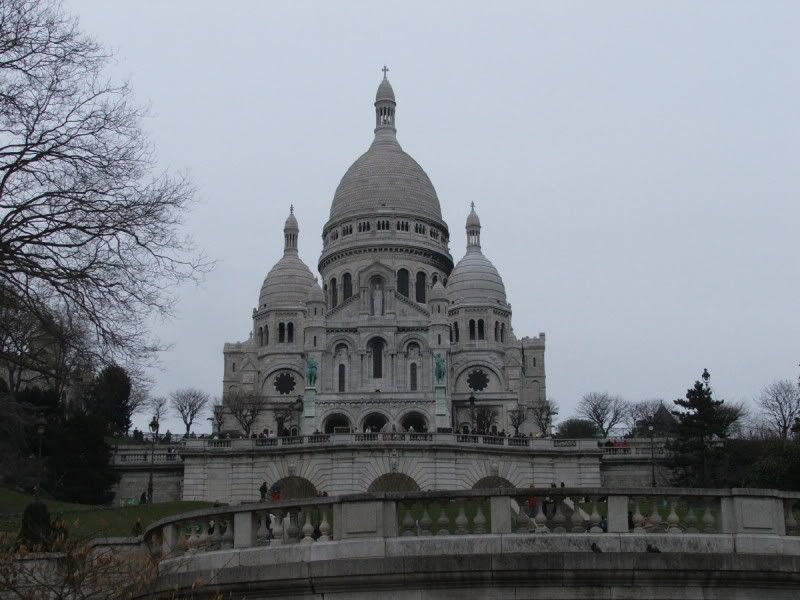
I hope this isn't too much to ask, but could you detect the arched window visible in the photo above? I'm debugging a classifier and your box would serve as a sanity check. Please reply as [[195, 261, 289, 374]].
[[338, 364, 346, 392], [494, 322, 499, 341], [469, 319, 476, 341], [478, 319, 485, 340], [313, 335, 317, 347], [343, 273, 352, 300], [454, 322, 460, 342], [438, 334, 441, 345], [287, 322, 294, 343], [368, 338, 384, 378], [279, 322, 285, 343], [258, 327, 263, 346], [415, 271, 426, 303], [410, 363, 418, 391], [500, 323, 505, 343], [397, 269, 409, 297], [264, 325, 269, 345], [330, 278, 338, 308], [432, 273, 438, 286]]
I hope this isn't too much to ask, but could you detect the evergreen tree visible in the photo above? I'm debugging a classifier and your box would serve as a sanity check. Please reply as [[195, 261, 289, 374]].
[[670, 369, 741, 487], [87, 365, 133, 435], [48, 414, 119, 504]]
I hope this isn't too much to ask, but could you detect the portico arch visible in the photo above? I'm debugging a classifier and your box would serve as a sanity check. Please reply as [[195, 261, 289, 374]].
[[400, 411, 428, 432], [270, 476, 318, 500], [472, 476, 514, 490], [367, 473, 420, 493], [323, 413, 352, 434], [362, 412, 389, 432]]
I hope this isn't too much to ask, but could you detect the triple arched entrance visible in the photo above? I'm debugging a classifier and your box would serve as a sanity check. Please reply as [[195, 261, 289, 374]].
[[367, 473, 420, 493]]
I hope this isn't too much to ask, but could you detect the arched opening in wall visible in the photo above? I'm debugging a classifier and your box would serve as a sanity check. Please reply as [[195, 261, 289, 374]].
[[494, 322, 499, 341], [500, 323, 505, 343], [400, 411, 428, 432], [415, 271, 426, 303], [472, 476, 514, 490], [409, 363, 418, 391], [338, 364, 346, 392], [270, 476, 318, 500], [367, 473, 420, 493], [330, 278, 338, 308], [265, 325, 269, 345], [370, 276, 385, 315], [287, 322, 294, 343], [453, 323, 459, 342], [323, 413, 351, 433], [460, 423, 471, 434], [469, 319, 476, 341], [478, 319, 485, 340], [362, 412, 388, 432], [342, 273, 353, 300], [432, 273, 438, 286], [258, 327, 263, 345], [278, 322, 285, 343], [368, 337, 384, 378], [397, 268, 409, 297]]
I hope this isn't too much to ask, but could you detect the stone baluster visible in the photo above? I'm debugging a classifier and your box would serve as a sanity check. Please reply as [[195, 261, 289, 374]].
[[436, 503, 450, 535], [588, 498, 603, 533], [569, 497, 586, 533], [318, 510, 331, 541], [271, 510, 284, 545], [454, 503, 468, 535], [702, 498, 716, 533], [401, 508, 416, 536], [419, 507, 433, 536], [646, 498, 662, 532], [221, 516, 234, 549], [684, 499, 699, 533], [533, 502, 549, 533], [784, 499, 798, 534], [256, 512, 269, 545], [286, 511, 300, 543], [473, 504, 487, 534], [666, 498, 682, 534], [301, 510, 315, 544], [551, 498, 567, 534], [196, 519, 209, 549], [209, 518, 222, 549], [186, 520, 200, 552], [631, 498, 645, 533]]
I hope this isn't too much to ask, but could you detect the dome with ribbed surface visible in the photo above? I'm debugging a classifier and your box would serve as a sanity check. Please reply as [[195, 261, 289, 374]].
[[259, 254, 315, 308], [307, 279, 325, 304], [329, 131, 442, 221], [376, 77, 395, 102], [447, 249, 507, 306]]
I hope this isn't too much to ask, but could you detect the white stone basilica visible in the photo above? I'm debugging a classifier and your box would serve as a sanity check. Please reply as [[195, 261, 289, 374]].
[[219, 72, 547, 440]]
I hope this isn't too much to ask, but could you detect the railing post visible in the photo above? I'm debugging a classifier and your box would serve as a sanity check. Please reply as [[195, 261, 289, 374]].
[[233, 511, 255, 548], [607, 494, 629, 533], [490, 496, 512, 533]]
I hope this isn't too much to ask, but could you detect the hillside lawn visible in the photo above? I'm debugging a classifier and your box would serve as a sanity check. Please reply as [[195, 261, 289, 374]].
[[0, 488, 213, 540]]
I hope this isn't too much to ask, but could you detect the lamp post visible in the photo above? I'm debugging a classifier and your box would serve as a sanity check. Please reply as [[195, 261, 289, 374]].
[[469, 394, 476, 433], [648, 423, 656, 487], [294, 396, 303, 436], [147, 416, 159, 504]]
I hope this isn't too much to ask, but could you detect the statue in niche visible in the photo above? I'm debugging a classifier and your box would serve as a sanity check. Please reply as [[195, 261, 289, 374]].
[[434, 354, 446, 385], [370, 276, 384, 316], [306, 356, 317, 388]]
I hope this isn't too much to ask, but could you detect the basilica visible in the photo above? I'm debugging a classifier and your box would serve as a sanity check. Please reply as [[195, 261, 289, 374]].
[[219, 71, 547, 438]]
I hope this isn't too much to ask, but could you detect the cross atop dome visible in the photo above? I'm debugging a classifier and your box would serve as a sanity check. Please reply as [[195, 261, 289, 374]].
[[382, 65, 389, 79], [375, 67, 396, 132]]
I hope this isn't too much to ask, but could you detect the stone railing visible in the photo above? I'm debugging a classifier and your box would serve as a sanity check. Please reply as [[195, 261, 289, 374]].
[[599, 438, 669, 458], [181, 433, 604, 453], [112, 448, 182, 465], [143, 487, 800, 562]]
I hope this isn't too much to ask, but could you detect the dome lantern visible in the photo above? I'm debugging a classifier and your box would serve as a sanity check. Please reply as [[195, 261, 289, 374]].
[[284, 205, 299, 254], [374, 66, 396, 133], [466, 202, 481, 249]]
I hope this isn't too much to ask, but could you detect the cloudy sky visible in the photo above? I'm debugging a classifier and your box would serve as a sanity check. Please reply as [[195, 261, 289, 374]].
[[64, 1, 800, 434]]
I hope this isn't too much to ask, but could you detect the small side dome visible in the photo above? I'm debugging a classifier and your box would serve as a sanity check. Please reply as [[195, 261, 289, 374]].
[[284, 206, 299, 232], [429, 279, 447, 302], [447, 252, 507, 306], [307, 278, 325, 304], [466, 203, 481, 228], [259, 255, 315, 308], [376, 67, 395, 102]]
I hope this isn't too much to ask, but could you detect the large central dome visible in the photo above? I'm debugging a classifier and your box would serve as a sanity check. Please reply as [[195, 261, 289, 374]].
[[328, 73, 443, 223], [329, 132, 443, 222]]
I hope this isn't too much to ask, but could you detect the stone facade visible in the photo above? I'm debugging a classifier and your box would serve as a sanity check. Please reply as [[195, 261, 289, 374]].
[[219, 72, 546, 442]]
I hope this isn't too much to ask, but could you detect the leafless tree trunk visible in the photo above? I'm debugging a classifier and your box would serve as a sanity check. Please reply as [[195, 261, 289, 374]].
[[529, 398, 559, 436], [625, 399, 664, 434], [146, 395, 168, 425], [757, 380, 800, 439], [169, 388, 210, 434], [473, 406, 498, 434], [507, 408, 527, 435], [577, 392, 629, 437], [227, 392, 263, 436], [0, 0, 211, 374]]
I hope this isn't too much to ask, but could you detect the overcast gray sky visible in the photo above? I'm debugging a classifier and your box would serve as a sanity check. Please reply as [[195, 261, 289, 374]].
[[64, 1, 800, 434]]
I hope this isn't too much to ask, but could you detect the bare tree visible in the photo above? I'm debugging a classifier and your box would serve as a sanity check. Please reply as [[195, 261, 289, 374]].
[[146, 395, 168, 427], [625, 399, 664, 434], [227, 392, 263, 436], [577, 392, 629, 437], [169, 388, 210, 434], [529, 398, 559, 436], [0, 0, 211, 373], [473, 406, 498, 434], [757, 380, 800, 439], [507, 408, 528, 436], [211, 403, 225, 433]]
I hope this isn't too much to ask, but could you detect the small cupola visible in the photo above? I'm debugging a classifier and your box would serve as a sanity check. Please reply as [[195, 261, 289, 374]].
[[374, 65, 396, 132]]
